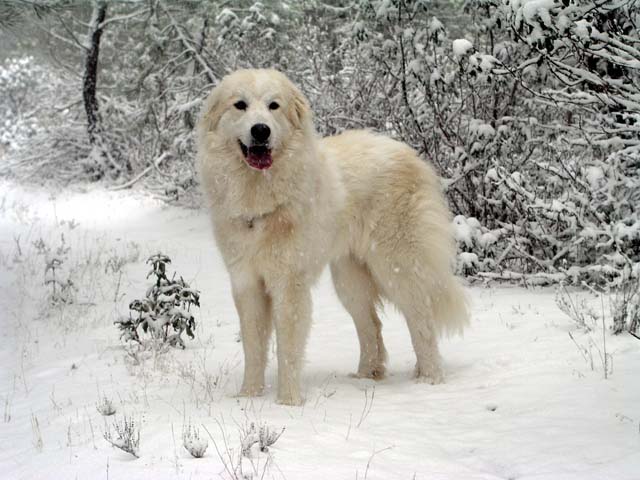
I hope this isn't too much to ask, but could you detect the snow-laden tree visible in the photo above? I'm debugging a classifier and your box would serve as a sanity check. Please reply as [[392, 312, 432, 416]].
[[1, 0, 638, 288], [468, 0, 640, 284], [346, 0, 639, 285]]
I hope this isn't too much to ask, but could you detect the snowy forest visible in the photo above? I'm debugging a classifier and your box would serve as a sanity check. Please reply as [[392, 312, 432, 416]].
[[1, 2, 640, 479], [1, 0, 638, 290]]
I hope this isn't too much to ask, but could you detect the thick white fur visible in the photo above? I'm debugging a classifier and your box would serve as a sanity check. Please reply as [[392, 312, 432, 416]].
[[197, 69, 469, 405]]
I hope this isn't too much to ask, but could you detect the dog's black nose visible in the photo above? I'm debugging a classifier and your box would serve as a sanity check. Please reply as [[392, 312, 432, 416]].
[[251, 123, 270, 144]]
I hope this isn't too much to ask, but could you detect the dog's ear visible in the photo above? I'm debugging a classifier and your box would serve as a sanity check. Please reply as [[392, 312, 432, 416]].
[[289, 83, 311, 130], [198, 86, 225, 138]]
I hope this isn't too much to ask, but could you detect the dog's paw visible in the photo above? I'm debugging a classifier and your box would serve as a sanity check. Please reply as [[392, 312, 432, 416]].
[[350, 366, 386, 381], [238, 384, 265, 397], [414, 364, 444, 385], [276, 390, 303, 406]]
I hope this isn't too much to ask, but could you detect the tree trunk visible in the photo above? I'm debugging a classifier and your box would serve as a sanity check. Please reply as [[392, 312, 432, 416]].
[[83, 1, 107, 145]]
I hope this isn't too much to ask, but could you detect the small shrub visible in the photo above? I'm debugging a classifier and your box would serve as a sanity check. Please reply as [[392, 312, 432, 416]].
[[183, 423, 208, 458], [557, 284, 614, 378], [611, 277, 640, 336], [34, 234, 76, 305], [114, 253, 200, 349], [257, 423, 285, 453], [555, 285, 598, 332], [104, 415, 140, 458], [96, 396, 116, 416], [44, 257, 76, 305], [557, 275, 640, 337], [31, 414, 43, 452], [240, 422, 285, 458], [202, 419, 284, 480], [104, 242, 141, 274]]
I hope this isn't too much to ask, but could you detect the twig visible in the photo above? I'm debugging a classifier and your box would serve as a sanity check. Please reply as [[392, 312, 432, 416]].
[[568, 331, 590, 368], [363, 445, 394, 479], [601, 295, 608, 380], [345, 413, 352, 441], [202, 422, 237, 480], [356, 386, 375, 428], [109, 152, 169, 190]]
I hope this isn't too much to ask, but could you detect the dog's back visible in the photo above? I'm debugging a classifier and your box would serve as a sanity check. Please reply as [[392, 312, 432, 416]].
[[322, 130, 469, 340]]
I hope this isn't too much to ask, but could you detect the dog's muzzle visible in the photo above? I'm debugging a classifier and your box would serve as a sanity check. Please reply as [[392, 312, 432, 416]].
[[239, 140, 273, 170]]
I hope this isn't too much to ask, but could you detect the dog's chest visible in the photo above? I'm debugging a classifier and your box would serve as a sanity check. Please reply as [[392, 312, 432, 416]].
[[225, 210, 296, 257]]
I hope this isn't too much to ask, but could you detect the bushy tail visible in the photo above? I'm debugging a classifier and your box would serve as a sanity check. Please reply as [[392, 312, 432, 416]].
[[431, 275, 470, 338]]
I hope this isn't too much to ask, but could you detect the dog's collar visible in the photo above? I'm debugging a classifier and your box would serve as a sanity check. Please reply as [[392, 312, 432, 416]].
[[243, 215, 257, 229], [239, 210, 271, 230], [236, 204, 284, 230]]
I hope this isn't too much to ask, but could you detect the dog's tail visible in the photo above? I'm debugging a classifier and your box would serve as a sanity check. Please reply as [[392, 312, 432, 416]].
[[431, 274, 470, 337], [419, 202, 470, 337]]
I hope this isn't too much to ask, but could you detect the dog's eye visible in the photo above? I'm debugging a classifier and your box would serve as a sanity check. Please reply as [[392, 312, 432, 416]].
[[234, 100, 247, 111], [268, 101, 280, 111]]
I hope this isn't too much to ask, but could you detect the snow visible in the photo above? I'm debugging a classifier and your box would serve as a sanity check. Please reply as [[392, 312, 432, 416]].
[[574, 19, 592, 41], [585, 166, 605, 190], [520, 0, 555, 27], [479, 232, 498, 248], [452, 38, 473, 57], [458, 251, 479, 270], [430, 69, 441, 87], [408, 58, 422, 75], [1, 182, 639, 479], [485, 168, 499, 183], [216, 8, 238, 24], [477, 54, 497, 73], [470, 119, 496, 138], [453, 215, 475, 247], [428, 17, 444, 36], [551, 199, 564, 212], [375, 0, 392, 19], [382, 39, 396, 52]]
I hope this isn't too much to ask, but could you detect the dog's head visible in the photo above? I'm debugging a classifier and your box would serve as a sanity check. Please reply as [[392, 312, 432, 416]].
[[199, 69, 311, 171]]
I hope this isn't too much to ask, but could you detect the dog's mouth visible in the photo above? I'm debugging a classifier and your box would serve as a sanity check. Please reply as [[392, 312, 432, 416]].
[[239, 141, 273, 170]]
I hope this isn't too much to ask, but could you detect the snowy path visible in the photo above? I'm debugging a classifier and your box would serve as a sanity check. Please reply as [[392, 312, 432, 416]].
[[0, 183, 638, 480]]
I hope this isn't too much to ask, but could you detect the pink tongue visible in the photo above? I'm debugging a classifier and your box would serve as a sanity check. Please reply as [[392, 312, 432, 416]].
[[246, 150, 273, 170]]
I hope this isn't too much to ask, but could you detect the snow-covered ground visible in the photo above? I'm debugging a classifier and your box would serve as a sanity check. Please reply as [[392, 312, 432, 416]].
[[0, 182, 638, 480]]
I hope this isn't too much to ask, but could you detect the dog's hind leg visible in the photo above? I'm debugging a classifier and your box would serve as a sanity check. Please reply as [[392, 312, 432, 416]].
[[400, 300, 444, 384], [380, 270, 445, 384], [367, 251, 447, 384], [330, 255, 387, 379], [232, 277, 273, 397]]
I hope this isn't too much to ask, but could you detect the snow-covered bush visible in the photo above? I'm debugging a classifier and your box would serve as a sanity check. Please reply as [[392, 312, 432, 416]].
[[610, 276, 640, 335], [2, 1, 639, 286], [201, 419, 284, 479], [103, 415, 140, 458], [350, 0, 640, 286], [183, 423, 208, 458], [96, 396, 116, 416], [0, 54, 84, 182], [241, 422, 285, 456], [555, 285, 599, 333], [115, 253, 200, 350], [555, 285, 614, 378], [44, 257, 76, 305], [556, 274, 640, 337], [0, 56, 48, 150], [33, 234, 76, 304], [465, 0, 640, 285]]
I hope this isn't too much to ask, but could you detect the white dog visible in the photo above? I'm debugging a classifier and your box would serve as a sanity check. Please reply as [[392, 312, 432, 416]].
[[197, 69, 468, 405]]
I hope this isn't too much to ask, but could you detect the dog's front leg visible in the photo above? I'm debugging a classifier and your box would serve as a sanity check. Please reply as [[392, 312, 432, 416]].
[[271, 276, 312, 406], [232, 278, 272, 397]]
